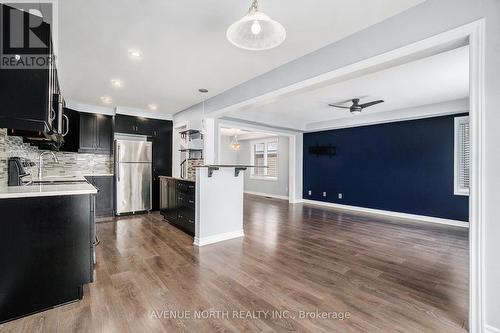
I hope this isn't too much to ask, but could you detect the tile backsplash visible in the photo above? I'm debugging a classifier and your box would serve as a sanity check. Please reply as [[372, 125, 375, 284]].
[[0, 128, 113, 186], [187, 158, 204, 181]]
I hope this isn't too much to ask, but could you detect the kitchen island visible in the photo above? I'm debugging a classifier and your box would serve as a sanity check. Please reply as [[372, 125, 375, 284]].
[[159, 176, 195, 236], [0, 179, 97, 323], [160, 165, 253, 246]]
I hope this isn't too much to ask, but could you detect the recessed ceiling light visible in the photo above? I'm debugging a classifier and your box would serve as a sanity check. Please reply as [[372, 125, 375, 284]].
[[100, 96, 112, 104], [128, 49, 142, 59], [148, 104, 158, 111], [110, 79, 123, 88]]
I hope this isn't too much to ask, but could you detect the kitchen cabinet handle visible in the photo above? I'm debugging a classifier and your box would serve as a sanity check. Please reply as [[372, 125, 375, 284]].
[[188, 200, 194, 204], [62, 114, 69, 136], [49, 109, 56, 122]]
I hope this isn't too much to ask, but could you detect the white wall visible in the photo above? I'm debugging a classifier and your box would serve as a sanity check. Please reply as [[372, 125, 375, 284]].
[[219, 136, 239, 165], [219, 135, 290, 198], [237, 136, 289, 198]]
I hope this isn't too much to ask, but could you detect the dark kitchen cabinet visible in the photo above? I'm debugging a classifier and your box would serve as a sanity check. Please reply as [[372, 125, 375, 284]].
[[0, 5, 61, 134], [115, 114, 155, 136], [114, 114, 138, 134], [152, 120, 172, 210], [79, 113, 96, 151], [79, 114, 113, 154], [61, 109, 113, 155], [160, 177, 195, 236], [0, 194, 94, 323], [96, 116, 113, 152], [85, 176, 114, 217], [114, 115, 172, 138], [152, 121, 173, 174]]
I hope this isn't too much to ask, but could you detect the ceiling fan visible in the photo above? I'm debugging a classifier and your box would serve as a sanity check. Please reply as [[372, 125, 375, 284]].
[[329, 98, 384, 115]]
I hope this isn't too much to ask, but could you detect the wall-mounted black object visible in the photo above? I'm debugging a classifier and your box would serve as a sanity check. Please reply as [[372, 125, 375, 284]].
[[7, 157, 31, 186], [0, 194, 94, 323], [0, 4, 65, 147], [160, 177, 195, 236], [308, 145, 336, 156], [61, 109, 113, 154]]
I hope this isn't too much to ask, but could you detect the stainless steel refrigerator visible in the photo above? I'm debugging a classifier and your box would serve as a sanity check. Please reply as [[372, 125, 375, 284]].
[[115, 140, 152, 215]]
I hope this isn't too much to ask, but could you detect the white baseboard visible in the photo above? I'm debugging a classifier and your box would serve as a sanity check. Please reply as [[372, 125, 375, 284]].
[[244, 191, 289, 201], [486, 325, 500, 333], [194, 229, 244, 247], [301, 199, 469, 228]]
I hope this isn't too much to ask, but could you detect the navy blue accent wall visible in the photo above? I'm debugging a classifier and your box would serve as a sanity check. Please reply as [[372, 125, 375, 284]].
[[303, 114, 469, 222]]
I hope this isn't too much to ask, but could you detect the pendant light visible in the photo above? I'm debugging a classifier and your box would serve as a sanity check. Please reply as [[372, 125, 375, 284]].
[[231, 135, 241, 151], [226, 0, 286, 51]]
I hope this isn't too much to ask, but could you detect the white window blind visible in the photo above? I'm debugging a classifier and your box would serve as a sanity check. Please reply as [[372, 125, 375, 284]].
[[251, 139, 278, 179], [454, 116, 470, 195]]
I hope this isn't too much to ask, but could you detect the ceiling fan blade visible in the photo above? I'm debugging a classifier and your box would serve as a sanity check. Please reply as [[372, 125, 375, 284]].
[[359, 100, 384, 108], [328, 104, 351, 109]]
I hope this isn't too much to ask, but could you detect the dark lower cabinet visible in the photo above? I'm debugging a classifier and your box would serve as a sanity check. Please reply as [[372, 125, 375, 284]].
[[85, 176, 114, 217], [0, 194, 94, 323], [160, 177, 195, 236]]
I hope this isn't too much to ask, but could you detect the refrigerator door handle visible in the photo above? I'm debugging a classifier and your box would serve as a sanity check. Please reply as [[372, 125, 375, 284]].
[[116, 143, 120, 181]]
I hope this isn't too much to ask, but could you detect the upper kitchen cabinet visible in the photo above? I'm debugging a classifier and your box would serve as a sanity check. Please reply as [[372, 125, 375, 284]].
[[115, 114, 154, 136], [61, 109, 113, 155], [0, 4, 63, 135], [114, 114, 138, 134], [114, 114, 171, 137]]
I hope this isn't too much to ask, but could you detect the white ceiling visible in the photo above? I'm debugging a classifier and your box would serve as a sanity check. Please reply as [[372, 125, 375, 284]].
[[220, 127, 276, 141], [225, 45, 469, 131], [57, 0, 424, 116]]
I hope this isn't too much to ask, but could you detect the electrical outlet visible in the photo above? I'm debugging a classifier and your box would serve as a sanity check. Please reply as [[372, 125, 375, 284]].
[[308, 190, 312, 196], [323, 192, 327, 197], [338, 193, 343, 199]]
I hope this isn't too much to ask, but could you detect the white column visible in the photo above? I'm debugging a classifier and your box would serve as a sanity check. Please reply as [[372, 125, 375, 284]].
[[203, 118, 216, 165], [194, 167, 245, 246]]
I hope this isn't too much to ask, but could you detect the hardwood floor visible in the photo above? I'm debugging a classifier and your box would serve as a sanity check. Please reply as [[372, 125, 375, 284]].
[[0, 195, 468, 332]]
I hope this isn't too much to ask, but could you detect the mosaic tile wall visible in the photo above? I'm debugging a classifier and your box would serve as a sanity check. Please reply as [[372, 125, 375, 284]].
[[186, 158, 204, 181], [0, 128, 113, 186]]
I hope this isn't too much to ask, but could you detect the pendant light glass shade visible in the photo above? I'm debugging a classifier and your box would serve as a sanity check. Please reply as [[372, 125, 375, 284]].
[[231, 136, 241, 150], [227, 1, 286, 51]]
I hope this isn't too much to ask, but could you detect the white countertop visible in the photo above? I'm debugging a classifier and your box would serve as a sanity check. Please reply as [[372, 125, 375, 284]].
[[0, 176, 98, 199]]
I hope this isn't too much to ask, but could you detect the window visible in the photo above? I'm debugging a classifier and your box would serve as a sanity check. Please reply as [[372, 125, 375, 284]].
[[251, 139, 278, 180], [454, 116, 470, 195]]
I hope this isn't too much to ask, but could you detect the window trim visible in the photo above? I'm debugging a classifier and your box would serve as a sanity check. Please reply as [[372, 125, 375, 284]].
[[454, 115, 470, 196], [250, 137, 279, 181]]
